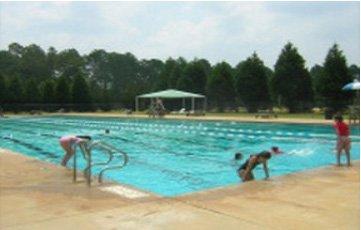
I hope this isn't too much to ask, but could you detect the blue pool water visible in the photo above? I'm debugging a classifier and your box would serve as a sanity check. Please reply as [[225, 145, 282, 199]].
[[0, 116, 359, 196]]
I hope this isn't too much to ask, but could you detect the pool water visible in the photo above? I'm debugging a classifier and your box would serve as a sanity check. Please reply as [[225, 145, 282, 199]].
[[0, 116, 359, 196]]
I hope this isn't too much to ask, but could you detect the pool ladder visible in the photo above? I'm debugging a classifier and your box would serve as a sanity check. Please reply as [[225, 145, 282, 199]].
[[73, 141, 129, 186]]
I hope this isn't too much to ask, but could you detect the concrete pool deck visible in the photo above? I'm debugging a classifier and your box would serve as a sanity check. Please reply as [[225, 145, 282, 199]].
[[0, 149, 359, 230]]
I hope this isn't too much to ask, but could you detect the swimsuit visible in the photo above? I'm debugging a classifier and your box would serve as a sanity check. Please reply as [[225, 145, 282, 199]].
[[334, 122, 351, 152], [238, 151, 270, 172], [337, 136, 351, 152], [238, 156, 260, 172], [59, 136, 81, 149]]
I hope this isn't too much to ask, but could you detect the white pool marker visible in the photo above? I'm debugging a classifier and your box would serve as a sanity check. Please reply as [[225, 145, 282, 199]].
[[100, 185, 149, 199]]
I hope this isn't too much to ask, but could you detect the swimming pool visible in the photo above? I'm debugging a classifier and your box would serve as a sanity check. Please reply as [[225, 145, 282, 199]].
[[0, 116, 359, 196]]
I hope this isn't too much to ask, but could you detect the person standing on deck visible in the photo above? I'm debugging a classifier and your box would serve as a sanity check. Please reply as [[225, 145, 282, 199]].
[[333, 114, 351, 166], [155, 98, 166, 116]]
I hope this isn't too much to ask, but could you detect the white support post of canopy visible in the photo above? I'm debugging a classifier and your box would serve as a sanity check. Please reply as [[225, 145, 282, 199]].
[[191, 97, 195, 111], [135, 97, 139, 112], [182, 98, 185, 109], [203, 97, 207, 112]]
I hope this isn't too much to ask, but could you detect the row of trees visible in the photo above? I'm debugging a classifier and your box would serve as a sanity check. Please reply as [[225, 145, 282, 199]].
[[0, 42, 358, 113]]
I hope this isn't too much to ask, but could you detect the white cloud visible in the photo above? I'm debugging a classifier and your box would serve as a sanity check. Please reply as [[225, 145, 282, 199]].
[[145, 17, 220, 57], [96, 2, 144, 37], [224, 3, 278, 41], [0, 2, 359, 67], [0, 2, 71, 31]]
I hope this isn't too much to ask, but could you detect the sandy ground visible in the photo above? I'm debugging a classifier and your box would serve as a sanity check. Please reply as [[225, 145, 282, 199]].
[[0, 148, 359, 230]]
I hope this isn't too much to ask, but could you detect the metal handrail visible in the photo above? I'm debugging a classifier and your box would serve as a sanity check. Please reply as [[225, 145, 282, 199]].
[[85, 141, 129, 183], [73, 141, 128, 186], [73, 142, 91, 185]]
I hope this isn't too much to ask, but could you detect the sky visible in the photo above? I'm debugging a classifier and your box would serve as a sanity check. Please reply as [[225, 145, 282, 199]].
[[0, 1, 359, 68]]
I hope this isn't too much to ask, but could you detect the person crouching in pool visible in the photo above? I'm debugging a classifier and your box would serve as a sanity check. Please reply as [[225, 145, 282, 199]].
[[237, 151, 272, 182], [59, 135, 91, 166]]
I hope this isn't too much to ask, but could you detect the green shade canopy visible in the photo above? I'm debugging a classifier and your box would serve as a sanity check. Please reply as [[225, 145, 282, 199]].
[[135, 89, 207, 112], [137, 89, 205, 98]]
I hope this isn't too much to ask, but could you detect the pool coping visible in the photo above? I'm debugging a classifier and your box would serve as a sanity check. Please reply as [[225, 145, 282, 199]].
[[1, 148, 359, 229], [178, 160, 361, 198], [4, 112, 347, 126]]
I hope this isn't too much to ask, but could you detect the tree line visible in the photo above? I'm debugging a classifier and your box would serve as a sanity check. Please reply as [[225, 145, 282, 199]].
[[0, 42, 358, 113]]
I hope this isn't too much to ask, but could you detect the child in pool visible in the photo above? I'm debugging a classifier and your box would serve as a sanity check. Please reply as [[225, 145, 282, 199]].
[[235, 147, 282, 182], [59, 135, 91, 166]]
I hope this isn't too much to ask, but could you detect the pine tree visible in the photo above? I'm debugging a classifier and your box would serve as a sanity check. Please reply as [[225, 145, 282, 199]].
[[55, 76, 71, 104], [39, 80, 55, 103], [24, 79, 41, 103], [72, 74, 92, 106], [316, 44, 353, 112], [310, 64, 325, 107], [271, 42, 313, 112], [235, 53, 270, 112], [7, 76, 23, 103], [206, 62, 236, 111], [0, 74, 6, 104]]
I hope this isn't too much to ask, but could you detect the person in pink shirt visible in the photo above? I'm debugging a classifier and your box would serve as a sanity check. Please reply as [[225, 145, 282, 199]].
[[333, 114, 351, 166], [59, 135, 91, 166]]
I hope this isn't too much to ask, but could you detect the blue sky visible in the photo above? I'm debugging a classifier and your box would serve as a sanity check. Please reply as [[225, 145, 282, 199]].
[[0, 1, 359, 68]]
